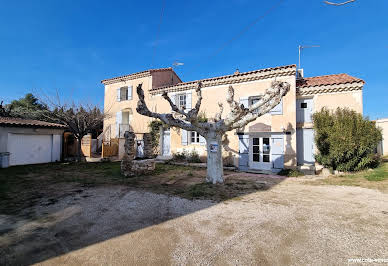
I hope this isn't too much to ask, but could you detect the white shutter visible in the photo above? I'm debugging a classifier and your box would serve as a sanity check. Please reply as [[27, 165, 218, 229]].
[[181, 129, 188, 145], [128, 86, 133, 100], [239, 97, 249, 108], [186, 92, 192, 111], [170, 93, 176, 112], [116, 111, 122, 137], [270, 98, 283, 115], [199, 134, 206, 146], [117, 88, 121, 102]]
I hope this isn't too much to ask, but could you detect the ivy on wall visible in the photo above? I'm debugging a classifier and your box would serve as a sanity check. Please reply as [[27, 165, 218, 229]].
[[148, 120, 165, 155]]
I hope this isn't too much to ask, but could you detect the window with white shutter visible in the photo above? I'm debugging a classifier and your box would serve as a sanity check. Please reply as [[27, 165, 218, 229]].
[[270, 98, 283, 115], [127, 86, 133, 100]]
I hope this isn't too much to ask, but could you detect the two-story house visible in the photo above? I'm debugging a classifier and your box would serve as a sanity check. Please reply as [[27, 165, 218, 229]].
[[101, 64, 364, 172]]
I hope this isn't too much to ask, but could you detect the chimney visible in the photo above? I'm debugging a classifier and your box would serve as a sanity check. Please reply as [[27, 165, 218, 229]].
[[297, 68, 304, 80], [234, 68, 240, 75]]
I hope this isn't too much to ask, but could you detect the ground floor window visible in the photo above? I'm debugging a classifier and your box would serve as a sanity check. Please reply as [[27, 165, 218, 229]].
[[191, 131, 200, 143]]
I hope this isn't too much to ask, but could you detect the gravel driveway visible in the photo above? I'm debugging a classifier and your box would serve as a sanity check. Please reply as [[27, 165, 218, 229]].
[[1, 178, 387, 265]]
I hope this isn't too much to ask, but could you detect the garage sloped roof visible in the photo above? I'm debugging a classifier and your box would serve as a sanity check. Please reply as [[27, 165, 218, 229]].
[[0, 117, 66, 129]]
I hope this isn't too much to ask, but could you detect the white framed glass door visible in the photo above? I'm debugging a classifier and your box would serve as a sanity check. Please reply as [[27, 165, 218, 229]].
[[250, 137, 272, 170]]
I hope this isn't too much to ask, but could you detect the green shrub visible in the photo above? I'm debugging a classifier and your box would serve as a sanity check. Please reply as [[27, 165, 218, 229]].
[[172, 151, 186, 161], [313, 108, 382, 172], [187, 149, 202, 163], [172, 149, 202, 163]]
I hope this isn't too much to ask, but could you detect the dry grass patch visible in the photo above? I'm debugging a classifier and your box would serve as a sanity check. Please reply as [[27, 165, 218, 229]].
[[306, 162, 388, 193], [0, 162, 284, 216]]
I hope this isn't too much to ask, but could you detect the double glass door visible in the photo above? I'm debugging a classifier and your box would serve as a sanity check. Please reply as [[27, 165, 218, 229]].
[[250, 137, 271, 170]]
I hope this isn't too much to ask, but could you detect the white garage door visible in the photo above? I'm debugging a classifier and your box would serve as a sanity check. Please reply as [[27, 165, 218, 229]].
[[8, 134, 55, 166]]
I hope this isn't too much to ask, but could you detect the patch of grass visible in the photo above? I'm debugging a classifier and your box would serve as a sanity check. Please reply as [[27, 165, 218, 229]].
[[364, 163, 388, 181], [277, 169, 305, 177], [186, 183, 216, 198], [306, 162, 388, 192]]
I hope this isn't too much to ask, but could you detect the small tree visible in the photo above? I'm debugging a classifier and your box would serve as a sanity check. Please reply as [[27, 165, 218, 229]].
[[39, 100, 106, 161], [0, 101, 12, 117], [8, 93, 49, 120], [136, 80, 290, 183], [313, 108, 382, 172]]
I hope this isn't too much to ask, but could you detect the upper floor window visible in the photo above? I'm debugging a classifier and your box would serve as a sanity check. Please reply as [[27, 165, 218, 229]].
[[177, 94, 187, 110], [117, 86, 133, 102], [249, 96, 261, 114]]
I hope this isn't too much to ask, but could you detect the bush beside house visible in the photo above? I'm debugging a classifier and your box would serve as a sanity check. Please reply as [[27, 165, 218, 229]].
[[313, 108, 382, 172]]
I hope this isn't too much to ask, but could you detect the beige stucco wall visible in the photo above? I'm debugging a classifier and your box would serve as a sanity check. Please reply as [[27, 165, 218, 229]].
[[104, 70, 363, 169], [376, 119, 388, 155], [155, 75, 298, 168], [296, 91, 363, 129], [313, 91, 363, 114], [103, 70, 181, 138], [104, 75, 153, 136]]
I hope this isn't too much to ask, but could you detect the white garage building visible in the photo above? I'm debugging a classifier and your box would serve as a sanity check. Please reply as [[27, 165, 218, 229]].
[[0, 117, 65, 167]]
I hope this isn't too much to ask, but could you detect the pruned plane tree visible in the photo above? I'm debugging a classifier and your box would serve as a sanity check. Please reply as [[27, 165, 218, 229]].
[[136, 80, 290, 184]]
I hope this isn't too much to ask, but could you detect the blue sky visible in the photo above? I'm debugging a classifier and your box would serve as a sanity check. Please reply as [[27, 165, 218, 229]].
[[0, 0, 387, 119]]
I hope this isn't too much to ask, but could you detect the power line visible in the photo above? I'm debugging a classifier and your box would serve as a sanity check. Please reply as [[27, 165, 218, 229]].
[[152, 0, 166, 67]]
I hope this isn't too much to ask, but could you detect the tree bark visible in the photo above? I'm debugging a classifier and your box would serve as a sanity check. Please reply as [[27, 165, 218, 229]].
[[205, 131, 224, 184], [77, 137, 82, 162]]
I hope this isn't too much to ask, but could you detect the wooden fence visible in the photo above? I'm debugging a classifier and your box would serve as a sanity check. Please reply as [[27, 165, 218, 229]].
[[102, 138, 119, 158]]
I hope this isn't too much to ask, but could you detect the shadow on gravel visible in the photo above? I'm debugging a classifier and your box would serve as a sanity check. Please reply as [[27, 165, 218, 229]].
[[0, 162, 287, 265]]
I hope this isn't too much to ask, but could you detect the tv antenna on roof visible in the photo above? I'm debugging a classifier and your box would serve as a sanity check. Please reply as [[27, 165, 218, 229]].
[[298, 45, 320, 69]]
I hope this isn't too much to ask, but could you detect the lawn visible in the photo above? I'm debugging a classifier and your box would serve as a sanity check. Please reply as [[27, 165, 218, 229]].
[[0, 162, 283, 216], [306, 162, 388, 192]]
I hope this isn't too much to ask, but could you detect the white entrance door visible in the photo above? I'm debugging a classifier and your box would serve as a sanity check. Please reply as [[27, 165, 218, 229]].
[[162, 129, 170, 156], [250, 137, 272, 170], [8, 134, 53, 166]]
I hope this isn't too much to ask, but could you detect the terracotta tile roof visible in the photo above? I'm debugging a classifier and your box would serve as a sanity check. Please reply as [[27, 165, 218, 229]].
[[0, 117, 66, 128], [296, 73, 364, 88], [150, 64, 297, 94], [101, 67, 181, 85]]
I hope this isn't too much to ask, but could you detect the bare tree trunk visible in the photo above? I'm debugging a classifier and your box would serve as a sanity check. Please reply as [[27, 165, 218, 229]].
[[77, 137, 82, 162], [205, 131, 224, 184]]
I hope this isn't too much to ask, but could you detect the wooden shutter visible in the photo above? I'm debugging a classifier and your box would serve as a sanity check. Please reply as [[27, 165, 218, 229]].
[[170, 93, 176, 112], [116, 111, 122, 137], [271, 136, 284, 169], [270, 98, 283, 115], [117, 88, 121, 102], [199, 134, 206, 146], [239, 97, 249, 108], [181, 129, 188, 145], [127, 86, 133, 100], [186, 92, 192, 111], [238, 135, 249, 169]]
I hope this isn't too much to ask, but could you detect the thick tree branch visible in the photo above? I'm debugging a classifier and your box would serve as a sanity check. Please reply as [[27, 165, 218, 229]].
[[214, 102, 223, 122], [162, 91, 188, 118], [230, 81, 290, 129], [136, 84, 199, 132], [187, 82, 203, 120]]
